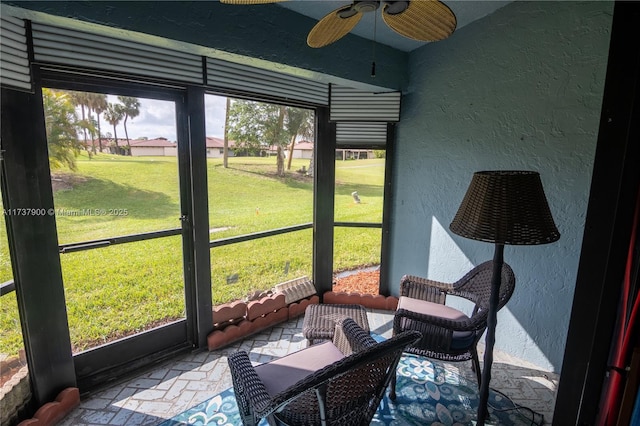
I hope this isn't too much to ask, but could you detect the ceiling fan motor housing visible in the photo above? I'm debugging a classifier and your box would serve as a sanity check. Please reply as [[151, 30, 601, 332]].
[[384, 1, 410, 15], [338, 1, 410, 19], [338, 1, 379, 18]]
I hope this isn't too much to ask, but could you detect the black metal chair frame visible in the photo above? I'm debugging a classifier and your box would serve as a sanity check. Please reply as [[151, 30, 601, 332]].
[[390, 260, 516, 399]]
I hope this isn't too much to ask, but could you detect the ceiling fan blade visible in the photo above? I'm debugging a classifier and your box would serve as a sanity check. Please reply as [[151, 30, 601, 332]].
[[220, 0, 287, 4], [307, 5, 363, 48], [382, 0, 456, 42]]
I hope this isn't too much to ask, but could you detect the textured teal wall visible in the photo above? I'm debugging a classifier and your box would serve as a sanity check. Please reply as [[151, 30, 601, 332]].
[[391, 1, 613, 371]]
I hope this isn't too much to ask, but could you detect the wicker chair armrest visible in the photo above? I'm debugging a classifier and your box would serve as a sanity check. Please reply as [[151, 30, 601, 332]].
[[400, 275, 455, 302], [394, 307, 478, 332], [332, 317, 377, 356], [227, 351, 272, 425]]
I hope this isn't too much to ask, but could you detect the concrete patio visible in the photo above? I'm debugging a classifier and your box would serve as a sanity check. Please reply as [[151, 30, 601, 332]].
[[58, 309, 559, 425]]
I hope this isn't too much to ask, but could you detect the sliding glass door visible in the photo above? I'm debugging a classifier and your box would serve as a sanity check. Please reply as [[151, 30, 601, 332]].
[[40, 76, 195, 390]]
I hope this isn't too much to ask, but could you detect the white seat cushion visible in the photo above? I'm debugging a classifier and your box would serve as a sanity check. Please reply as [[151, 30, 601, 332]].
[[398, 296, 470, 321], [398, 296, 476, 349]]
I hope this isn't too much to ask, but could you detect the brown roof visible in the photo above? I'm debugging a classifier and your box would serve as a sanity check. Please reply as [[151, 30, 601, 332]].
[[129, 138, 176, 147], [295, 141, 314, 150], [206, 137, 236, 148]]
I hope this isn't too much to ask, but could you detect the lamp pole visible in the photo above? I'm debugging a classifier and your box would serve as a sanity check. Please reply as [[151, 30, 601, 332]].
[[449, 170, 560, 424], [477, 243, 504, 425]]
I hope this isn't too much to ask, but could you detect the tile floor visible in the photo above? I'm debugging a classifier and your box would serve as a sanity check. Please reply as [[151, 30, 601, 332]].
[[58, 309, 559, 425]]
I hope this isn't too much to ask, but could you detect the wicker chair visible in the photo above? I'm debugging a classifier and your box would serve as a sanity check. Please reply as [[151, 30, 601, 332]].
[[228, 318, 420, 426], [389, 260, 515, 399]]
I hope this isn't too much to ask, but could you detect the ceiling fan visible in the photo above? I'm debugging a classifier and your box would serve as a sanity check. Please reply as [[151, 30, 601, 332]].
[[220, 0, 457, 48]]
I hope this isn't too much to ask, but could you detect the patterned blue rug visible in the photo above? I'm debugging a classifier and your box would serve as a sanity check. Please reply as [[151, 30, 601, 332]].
[[160, 353, 541, 425]]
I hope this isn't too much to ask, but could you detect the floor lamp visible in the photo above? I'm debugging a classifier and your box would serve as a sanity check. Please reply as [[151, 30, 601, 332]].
[[449, 171, 560, 425]]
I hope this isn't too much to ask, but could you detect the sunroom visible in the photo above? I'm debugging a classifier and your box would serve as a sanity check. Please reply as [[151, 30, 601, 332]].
[[0, 1, 638, 425]]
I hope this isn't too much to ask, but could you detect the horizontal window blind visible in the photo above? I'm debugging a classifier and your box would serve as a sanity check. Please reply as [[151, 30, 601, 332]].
[[1, 15, 32, 91], [23, 19, 402, 123], [31, 23, 203, 84], [207, 57, 328, 106], [336, 122, 388, 147], [330, 85, 400, 122]]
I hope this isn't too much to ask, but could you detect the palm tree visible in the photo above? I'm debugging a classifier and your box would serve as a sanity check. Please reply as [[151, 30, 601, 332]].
[[42, 89, 84, 170], [117, 96, 141, 155], [87, 93, 108, 153], [285, 107, 314, 171], [103, 103, 125, 154], [68, 91, 92, 152]]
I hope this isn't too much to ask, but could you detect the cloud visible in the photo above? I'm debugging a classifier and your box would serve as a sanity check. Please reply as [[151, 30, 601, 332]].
[[206, 94, 227, 138], [99, 94, 228, 142], [126, 98, 176, 140]]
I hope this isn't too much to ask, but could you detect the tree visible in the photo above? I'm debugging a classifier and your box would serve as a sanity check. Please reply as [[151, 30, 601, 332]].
[[223, 97, 231, 168], [87, 93, 108, 153], [117, 96, 141, 155], [42, 88, 84, 170], [68, 90, 92, 153], [103, 103, 125, 154], [285, 107, 314, 171], [77, 116, 98, 158], [274, 105, 286, 176], [226, 99, 290, 176]]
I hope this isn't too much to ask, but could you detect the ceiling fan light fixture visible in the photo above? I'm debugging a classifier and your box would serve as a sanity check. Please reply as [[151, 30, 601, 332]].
[[353, 1, 380, 13]]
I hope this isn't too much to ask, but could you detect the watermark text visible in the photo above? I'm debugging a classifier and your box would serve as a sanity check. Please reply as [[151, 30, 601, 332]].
[[3, 208, 129, 217]]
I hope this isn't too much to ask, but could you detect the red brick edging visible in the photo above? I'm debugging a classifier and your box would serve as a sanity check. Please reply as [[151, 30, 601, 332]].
[[322, 291, 398, 310], [207, 295, 321, 350], [18, 387, 80, 426], [207, 291, 398, 350]]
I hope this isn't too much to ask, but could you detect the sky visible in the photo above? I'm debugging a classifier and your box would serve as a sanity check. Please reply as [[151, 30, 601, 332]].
[[98, 94, 228, 142]]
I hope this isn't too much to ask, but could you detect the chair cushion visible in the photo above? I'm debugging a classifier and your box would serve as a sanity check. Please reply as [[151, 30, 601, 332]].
[[398, 296, 476, 349], [255, 341, 346, 396]]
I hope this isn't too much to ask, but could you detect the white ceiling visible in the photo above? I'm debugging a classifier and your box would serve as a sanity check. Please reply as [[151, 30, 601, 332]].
[[278, 0, 512, 52]]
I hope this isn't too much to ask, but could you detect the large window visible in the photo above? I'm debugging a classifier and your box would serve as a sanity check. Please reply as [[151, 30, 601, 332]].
[[205, 94, 315, 304], [333, 149, 386, 292], [43, 88, 187, 354]]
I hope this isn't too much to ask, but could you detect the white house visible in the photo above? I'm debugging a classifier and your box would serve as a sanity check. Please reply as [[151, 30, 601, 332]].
[[206, 136, 235, 158], [129, 138, 177, 156], [290, 141, 313, 159]]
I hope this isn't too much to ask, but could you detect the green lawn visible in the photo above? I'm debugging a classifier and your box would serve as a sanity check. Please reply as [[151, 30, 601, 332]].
[[1, 153, 384, 355], [0, 214, 9, 284]]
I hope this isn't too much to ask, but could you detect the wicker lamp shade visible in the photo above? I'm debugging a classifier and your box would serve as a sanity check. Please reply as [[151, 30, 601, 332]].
[[450, 171, 560, 245]]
